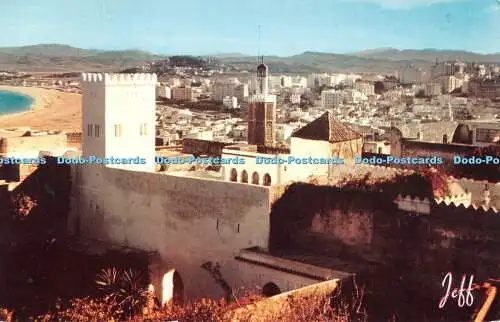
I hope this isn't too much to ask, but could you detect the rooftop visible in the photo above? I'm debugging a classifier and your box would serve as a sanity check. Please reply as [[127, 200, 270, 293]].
[[291, 111, 362, 143], [235, 247, 354, 281]]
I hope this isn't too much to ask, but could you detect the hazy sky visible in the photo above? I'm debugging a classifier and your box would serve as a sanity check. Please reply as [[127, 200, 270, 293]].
[[1, 0, 499, 55]]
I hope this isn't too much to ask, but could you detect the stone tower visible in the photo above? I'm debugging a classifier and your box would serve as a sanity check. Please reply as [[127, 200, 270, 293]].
[[80, 73, 157, 172], [247, 61, 276, 147]]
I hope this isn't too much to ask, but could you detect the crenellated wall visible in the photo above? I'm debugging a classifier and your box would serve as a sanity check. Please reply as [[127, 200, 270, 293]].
[[448, 176, 500, 210], [434, 192, 472, 207], [269, 182, 500, 282], [81, 73, 158, 85]]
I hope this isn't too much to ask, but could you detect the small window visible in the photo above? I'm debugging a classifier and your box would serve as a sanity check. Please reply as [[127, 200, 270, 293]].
[[230, 168, 237, 182], [114, 124, 122, 137], [87, 124, 93, 137], [140, 123, 148, 136], [241, 170, 248, 183], [94, 125, 100, 138]]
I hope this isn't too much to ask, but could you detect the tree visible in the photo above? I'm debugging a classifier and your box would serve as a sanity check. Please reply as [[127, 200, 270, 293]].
[[414, 89, 426, 98], [300, 93, 314, 107], [374, 81, 385, 94]]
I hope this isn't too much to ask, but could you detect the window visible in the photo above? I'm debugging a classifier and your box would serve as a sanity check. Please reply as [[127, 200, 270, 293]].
[[114, 124, 122, 137], [252, 172, 259, 185], [230, 168, 237, 182], [263, 173, 271, 186], [476, 128, 500, 143], [94, 125, 100, 138], [241, 170, 248, 183], [140, 123, 148, 136], [87, 124, 93, 137]]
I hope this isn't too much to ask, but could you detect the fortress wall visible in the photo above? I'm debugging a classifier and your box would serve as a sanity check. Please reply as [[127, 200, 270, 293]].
[[65, 132, 82, 149], [0, 134, 67, 155], [270, 182, 500, 276], [69, 165, 271, 299], [267, 182, 500, 306], [449, 176, 500, 209]]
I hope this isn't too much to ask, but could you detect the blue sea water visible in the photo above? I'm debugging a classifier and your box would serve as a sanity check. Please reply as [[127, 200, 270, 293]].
[[0, 90, 34, 115]]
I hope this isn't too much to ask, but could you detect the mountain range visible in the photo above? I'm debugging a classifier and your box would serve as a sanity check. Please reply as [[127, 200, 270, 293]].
[[1, 44, 500, 73]]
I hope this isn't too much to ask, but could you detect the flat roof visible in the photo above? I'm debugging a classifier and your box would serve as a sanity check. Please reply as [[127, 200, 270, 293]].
[[235, 247, 354, 281]]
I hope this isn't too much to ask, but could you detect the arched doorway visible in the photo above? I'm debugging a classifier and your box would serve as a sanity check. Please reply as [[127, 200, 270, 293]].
[[262, 282, 281, 297], [252, 171, 259, 185], [241, 170, 248, 183], [162, 269, 184, 306], [263, 173, 271, 186], [230, 168, 237, 182]]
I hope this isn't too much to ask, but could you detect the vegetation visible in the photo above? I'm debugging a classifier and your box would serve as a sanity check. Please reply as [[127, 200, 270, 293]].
[[0, 45, 164, 72], [351, 47, 500, 64], [11, 192, 38, 217], [29, 267, 365, 322], [452, 144, 500, 181], [6, 44, 499, 73], [414, 89, 427, 98], [5, 44, 500, 73]]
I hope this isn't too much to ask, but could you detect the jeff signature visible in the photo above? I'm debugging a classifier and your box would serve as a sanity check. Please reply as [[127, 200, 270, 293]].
[[439, 272, 475, 309]]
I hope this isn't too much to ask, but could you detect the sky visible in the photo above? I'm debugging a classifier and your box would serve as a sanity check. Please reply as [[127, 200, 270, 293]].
[[1, 0, 499, 56]]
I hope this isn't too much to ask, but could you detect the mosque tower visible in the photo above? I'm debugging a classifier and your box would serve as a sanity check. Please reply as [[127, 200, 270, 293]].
[[247, 57, 276, 147]]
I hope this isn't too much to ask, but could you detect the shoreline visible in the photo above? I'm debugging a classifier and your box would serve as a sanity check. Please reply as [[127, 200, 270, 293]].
[[0, 85, 82, 132], [0, 89, 34, 115]]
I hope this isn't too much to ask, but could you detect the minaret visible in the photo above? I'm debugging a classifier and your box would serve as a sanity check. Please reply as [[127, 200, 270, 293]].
[[247, 57, 276, 147], [256, 56, 269, 96]]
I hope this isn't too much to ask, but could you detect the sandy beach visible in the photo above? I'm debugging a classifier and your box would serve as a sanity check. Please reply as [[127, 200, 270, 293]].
[[0, 86, 81, 132]]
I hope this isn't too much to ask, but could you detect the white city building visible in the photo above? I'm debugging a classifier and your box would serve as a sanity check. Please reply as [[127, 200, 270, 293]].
[[268, 75, 283, 90], [213, 78, 240, 101], [156, 86, 171, 99], [355, 82, 375, 96], [321, 89, 343, 108], [398, 66, 429, 84], [292, 76, 308, 88], [223, 96, 238, 109], [289, 93, 301, 105], [281, 75, 293, 88]]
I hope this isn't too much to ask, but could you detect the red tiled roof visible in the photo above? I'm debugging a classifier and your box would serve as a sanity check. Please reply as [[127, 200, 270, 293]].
[[291, 111, 362, 143]]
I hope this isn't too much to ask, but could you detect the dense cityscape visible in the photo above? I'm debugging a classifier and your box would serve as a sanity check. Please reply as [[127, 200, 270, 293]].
[[2, 57, 500, 148]]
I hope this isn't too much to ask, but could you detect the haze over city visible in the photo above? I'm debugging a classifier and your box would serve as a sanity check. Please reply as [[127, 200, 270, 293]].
[[1, 0, 500, 55]]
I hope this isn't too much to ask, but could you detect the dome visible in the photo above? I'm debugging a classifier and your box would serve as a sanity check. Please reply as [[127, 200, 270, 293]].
[[257, 63, 268, 76]]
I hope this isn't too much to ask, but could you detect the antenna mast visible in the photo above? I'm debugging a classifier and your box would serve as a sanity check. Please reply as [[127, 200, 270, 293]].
[[258, 24, 263, 63]]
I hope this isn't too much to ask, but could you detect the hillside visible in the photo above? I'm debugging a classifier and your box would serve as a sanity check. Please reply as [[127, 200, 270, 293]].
[[350, 48, 500, 63], [216, 51, 432, 73], [0, 44, 166, 72], [2, 44, 500, 73]]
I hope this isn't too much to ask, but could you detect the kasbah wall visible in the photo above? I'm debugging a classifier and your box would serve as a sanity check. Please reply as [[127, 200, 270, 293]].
[[68, 160, 500, 303], [269, 182, 500, 299], [68, 164, 321, 300]]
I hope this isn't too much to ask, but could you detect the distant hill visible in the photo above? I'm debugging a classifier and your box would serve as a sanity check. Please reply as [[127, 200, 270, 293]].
[[349, 48, 500, 63], [0, 44, 166, 72], [2, 44, 500, 73], [216, 51, 433, 73], [210, 53, 247, 58]]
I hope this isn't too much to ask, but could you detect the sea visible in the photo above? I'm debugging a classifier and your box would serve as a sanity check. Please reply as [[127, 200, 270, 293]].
[[0, 90, 34, 115]]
